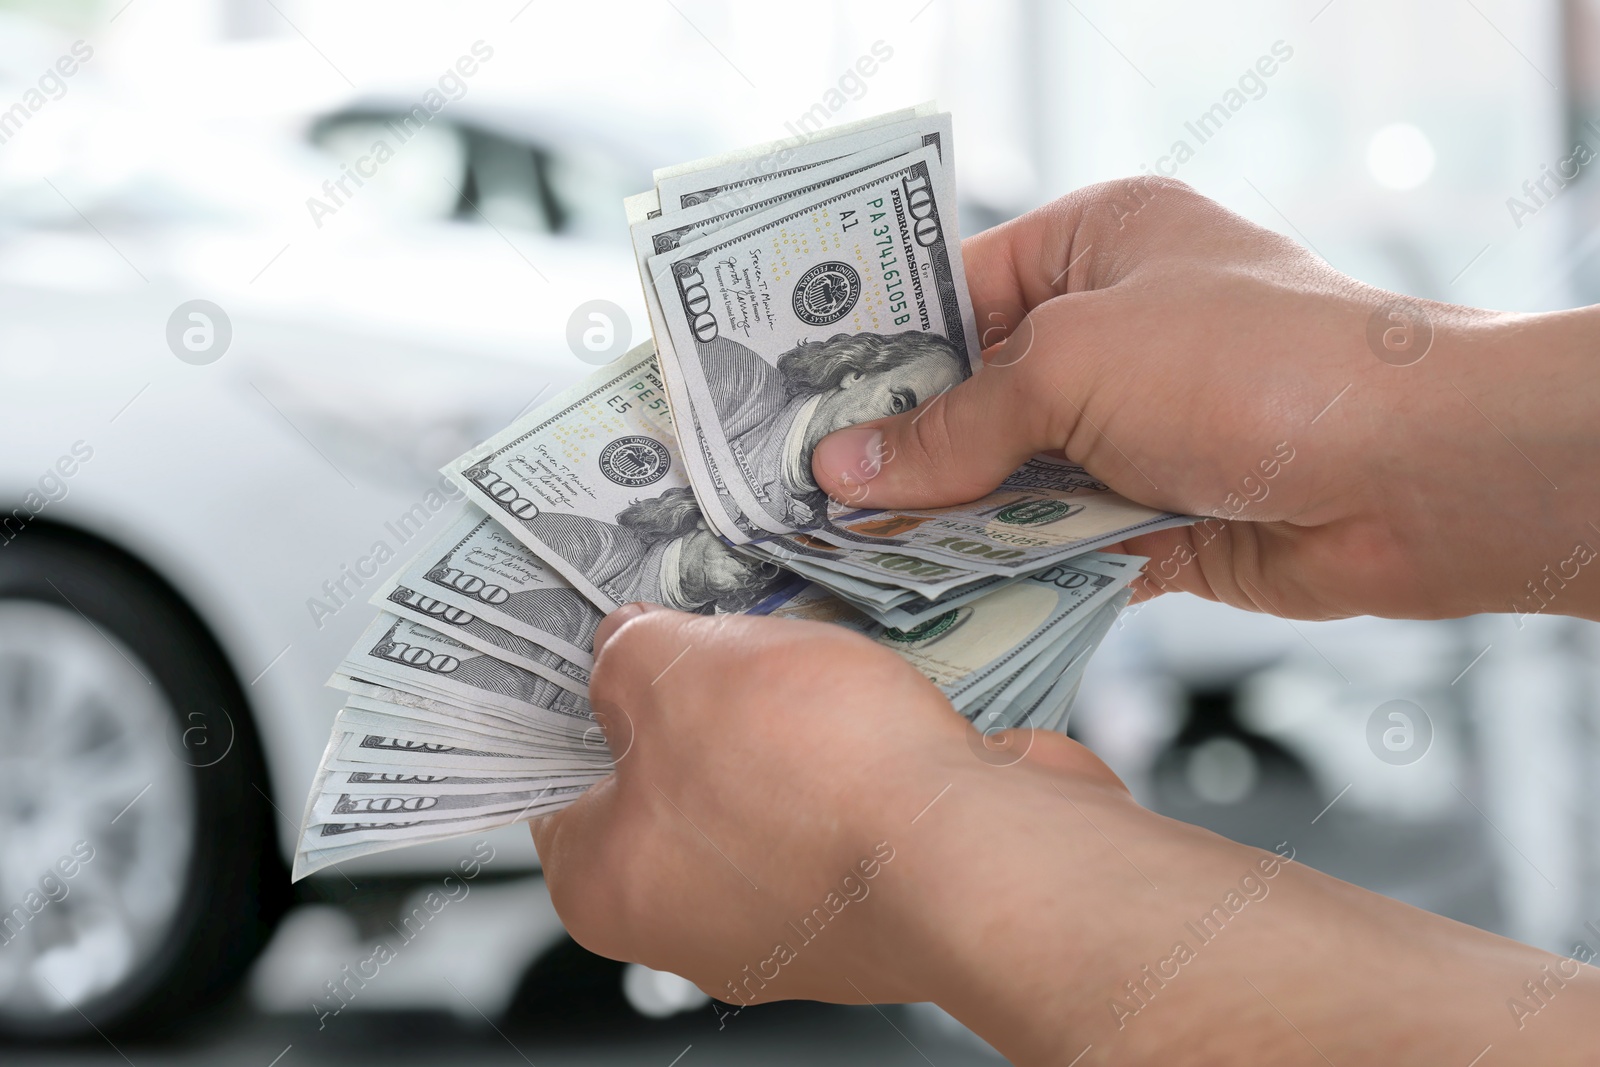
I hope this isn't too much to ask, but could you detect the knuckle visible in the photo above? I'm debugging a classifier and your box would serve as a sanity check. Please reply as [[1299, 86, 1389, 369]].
[[1075, 175, 1199, 238]]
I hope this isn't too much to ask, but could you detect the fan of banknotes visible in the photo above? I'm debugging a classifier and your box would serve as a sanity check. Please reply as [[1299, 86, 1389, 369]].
[[292, 104, 1191, 880]]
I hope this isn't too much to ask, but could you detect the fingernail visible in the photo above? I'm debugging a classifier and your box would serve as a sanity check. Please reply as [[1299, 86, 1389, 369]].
[[595, 601, 662, 653], [813, 426, 885, 490]]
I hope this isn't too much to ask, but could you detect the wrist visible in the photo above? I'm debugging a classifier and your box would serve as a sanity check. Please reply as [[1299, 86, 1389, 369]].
[[1476, 306, 1600, 621], [1367, 304, 1600, 621], [883, 753, 1169, 1060], [901, 748, 1600, 1065]]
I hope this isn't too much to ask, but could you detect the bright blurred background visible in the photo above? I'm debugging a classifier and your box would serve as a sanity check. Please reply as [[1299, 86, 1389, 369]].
[[2, 0, 1598, 1063]]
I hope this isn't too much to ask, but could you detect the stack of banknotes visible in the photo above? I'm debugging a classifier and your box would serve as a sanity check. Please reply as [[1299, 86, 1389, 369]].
[[292, 105, 1189, 879]]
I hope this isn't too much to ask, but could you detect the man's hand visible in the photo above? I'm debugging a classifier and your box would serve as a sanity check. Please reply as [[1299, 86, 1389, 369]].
[[530, 600, 1131, 1011], [811, 179, 1600, 622], [531, 604, 1600, 1065]]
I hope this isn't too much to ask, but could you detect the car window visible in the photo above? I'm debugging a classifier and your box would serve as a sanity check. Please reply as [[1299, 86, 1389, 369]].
[[310, 112, 641, 241], [540, 141, 638, 241], [470, 132, 553, 232], [311, 115, 468, 223]]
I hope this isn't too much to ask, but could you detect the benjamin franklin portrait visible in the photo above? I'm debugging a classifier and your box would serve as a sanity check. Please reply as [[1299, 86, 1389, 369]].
[[699, 330, 968, 529]]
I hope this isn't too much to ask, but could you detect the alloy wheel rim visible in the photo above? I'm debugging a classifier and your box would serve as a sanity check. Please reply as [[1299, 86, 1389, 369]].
[[0, 600, 197, 1022]]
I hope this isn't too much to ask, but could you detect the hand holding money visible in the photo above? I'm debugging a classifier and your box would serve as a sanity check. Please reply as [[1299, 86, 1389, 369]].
[[280, 98, 1600, 1067], [530, 599, 1128, 1011], [533, 597, 1600, 1067], [294, 107, 1179, 879], [805, 177, 1596, 623]]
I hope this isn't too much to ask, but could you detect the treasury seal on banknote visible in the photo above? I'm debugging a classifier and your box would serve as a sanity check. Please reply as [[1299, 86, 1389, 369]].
[[598, 435, 672, 487], [792, 261, 861, 326]]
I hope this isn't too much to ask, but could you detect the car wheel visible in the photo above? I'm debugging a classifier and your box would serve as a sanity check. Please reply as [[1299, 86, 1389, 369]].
[[0, 527, 287, 1040]]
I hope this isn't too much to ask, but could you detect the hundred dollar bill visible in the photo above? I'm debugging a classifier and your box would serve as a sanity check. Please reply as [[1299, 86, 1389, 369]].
[[891, 568, 1124, 710], [336, 614, 595, 738], [334, 687, 566, 748], [335, 702, 583, 756], [330, 697, 612, 770], [629, 116, 953, 541], [979, 597, 1122, 735], [744, 546, 989, 611], [293, 793, 581, 877], [329, 676, 578, 748], [443, 346, 803, 615], [650, 126, 942, 243], [651, 100, 931, 213], [327, 734, 602, 775], [331, 769, 595, 796], [762, 564, 1129, 715], [338, 691, 560, 744], [1012, 591, 1127, 732], [756, 547, 1104, 619], [303, 805, 563, 849], [625, 188, 778, 544], [308, 557, 1133, 877], [962, 591, 1123, 734], [871, 552, 1145, 631], [730, 467, 1175, 601], [1051, 551, 1147, 585], [312, 780, 604, 825], [794, 456, 1187, 578], [292, 736, 596, 878], [648, 143, 982, 540], [397, 506, 601, 667], [737, 534, 1002, 600], [959, 600, 1102, 716], [373, 573, 590, 696]]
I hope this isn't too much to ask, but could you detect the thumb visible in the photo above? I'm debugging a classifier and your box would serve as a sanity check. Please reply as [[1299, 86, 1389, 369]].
[[811, 320, 1068, 509]]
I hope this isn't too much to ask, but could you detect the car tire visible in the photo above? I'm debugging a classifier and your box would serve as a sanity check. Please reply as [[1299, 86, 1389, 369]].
[[0, 524, 289, 1041]]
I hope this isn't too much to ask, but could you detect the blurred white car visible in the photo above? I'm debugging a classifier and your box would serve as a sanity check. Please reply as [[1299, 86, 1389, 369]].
[[0, 28, 675, 1037]]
